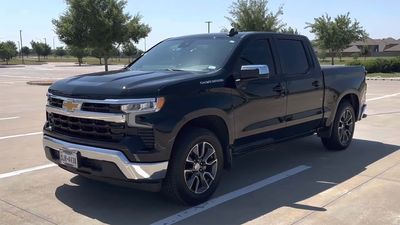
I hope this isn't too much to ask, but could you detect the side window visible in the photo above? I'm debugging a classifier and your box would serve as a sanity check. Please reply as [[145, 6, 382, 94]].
[[276, 39, 310, 75], [237, 39, 275, 74]]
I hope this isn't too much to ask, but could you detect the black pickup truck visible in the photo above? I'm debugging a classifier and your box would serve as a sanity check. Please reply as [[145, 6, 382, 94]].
[[43, 31, 367, 205]]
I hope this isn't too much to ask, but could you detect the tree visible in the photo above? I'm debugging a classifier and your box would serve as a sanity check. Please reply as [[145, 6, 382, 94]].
[[31, 41, 51, 61], [42, 44, 52, 59], [54, 47, 67, 58], [226, 0, 286, 32], [53, 0, 151, 71], [318, 49, 327, 62], [67, 45, 88, 66], [280, 26, 299, 35], [306, 13, 367, 65], [0, 41, 18, 64], [360, 45, 370, 60], [91, 48, 104, 64], [122, 42, 140, 62], [21, 46, 30, 57]]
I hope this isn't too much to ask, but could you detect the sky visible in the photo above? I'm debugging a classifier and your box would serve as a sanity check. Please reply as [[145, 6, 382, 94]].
[[0, 0, 399, 50]]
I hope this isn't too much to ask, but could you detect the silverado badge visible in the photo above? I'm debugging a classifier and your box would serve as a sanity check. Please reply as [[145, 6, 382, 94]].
[[63, 100, 80, 112]]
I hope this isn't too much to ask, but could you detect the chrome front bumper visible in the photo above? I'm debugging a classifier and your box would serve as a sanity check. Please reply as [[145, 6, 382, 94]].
[[43, 135, 168, 180]]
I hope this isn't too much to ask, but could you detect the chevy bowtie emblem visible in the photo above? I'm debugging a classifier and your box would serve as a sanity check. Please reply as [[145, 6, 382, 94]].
[[63, 101, 80, 112]]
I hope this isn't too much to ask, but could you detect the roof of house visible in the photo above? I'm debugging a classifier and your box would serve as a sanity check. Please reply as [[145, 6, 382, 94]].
[[343, 45, 361, 53], [384, 44, 400, 52], [350, 37, 400, 52]]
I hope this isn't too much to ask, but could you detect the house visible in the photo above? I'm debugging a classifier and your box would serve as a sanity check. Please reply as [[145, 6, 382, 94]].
[[342, 37, 400, 57]]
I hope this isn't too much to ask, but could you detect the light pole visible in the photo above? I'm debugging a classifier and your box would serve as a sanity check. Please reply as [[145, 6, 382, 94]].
[[205, 21, 212, 33], [53, 36, 55, 49], [20, 30, 24, 63]]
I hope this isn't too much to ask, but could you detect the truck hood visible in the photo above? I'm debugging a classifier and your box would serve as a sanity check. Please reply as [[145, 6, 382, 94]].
[[48, 69, 210, 99]]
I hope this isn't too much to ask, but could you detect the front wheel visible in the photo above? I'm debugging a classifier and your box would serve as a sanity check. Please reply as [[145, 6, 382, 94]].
[[162, 128, 224, 205], [321, 101, 356, 151]]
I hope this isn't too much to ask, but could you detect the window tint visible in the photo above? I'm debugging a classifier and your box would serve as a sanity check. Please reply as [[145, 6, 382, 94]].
[[237, 39, 275, 74], [276, 39, 309, 74]]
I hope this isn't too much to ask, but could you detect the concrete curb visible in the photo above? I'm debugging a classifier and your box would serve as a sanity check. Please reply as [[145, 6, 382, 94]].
[[26, 80, 55, 86], [366, 77, 400, 81]]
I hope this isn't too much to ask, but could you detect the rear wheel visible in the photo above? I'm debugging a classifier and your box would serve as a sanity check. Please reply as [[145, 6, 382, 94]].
[[162, 128, 224, 205], [321, 101, 355, 151]]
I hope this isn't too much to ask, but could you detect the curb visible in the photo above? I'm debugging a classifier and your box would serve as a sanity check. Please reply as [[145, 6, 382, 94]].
[[366, 77, 400, 81], [26, 80, 55, 86]]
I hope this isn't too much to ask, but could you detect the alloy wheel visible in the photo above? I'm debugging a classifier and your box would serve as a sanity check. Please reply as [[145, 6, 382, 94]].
[[338, 108, 354, 145], [184, 142, 218, 194]]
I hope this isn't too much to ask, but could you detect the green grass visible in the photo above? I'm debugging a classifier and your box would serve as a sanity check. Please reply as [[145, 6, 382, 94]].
[[367, 72, 400, 78], [318, 56, 398, 65]]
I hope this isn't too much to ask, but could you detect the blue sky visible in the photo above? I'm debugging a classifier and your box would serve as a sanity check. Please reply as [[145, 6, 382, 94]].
[[0, 0, 399, 50]]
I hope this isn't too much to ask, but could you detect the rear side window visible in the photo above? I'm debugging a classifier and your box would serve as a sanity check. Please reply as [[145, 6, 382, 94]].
[[237, 39, 275, 74], [276, 39, 310, 75]]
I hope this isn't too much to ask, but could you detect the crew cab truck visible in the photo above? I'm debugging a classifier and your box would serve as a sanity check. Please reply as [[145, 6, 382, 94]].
[[43, 31, 367, 205]]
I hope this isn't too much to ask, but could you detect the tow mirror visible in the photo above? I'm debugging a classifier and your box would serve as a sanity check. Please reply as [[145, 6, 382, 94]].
[[240, 65, 270, 79]]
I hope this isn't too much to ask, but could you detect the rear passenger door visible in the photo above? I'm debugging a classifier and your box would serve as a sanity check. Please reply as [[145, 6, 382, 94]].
[[274, 36, 324, 131]]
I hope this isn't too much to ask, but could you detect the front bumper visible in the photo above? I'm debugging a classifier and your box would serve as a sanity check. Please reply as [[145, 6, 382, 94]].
[[43, 135, 168, 181]]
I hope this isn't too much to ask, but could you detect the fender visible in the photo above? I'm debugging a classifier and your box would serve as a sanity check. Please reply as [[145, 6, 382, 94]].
[[323, 89, 360, 129]]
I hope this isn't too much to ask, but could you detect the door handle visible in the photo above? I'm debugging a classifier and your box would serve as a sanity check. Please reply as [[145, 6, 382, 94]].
[[312, 80, 320, 88], [273, 84, 286, 96]]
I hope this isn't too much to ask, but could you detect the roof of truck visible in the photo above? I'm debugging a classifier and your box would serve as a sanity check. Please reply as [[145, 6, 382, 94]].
[[167, 32, 307, 40]]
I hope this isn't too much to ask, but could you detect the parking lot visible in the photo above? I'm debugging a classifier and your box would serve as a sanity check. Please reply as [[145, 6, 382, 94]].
[[0, 63, 399, 225]]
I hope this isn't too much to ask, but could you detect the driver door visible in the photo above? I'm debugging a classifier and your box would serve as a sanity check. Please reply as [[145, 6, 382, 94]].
[[232, 38, 287, 141]]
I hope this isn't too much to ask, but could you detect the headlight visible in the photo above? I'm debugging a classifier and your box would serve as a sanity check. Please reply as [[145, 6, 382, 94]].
[[121, 97, 165, 113], [121, 97, 165, 127]]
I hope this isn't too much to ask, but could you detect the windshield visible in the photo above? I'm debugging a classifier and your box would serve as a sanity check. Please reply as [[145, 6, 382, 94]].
[[129, 37, 238, 72]]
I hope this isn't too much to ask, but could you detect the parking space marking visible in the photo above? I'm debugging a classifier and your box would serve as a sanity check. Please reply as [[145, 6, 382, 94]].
[[0, 164, 56, 179], [0, 116, 20, 121], [151, 165, 311, 225], [367, 92, 400, 102], [0, 132, 42, 140], [0, 75, 63, 80]]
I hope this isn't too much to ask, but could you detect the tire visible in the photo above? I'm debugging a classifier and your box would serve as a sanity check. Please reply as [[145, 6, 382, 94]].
[[321, 101, 356, 151], [162, 128, 224, 205]]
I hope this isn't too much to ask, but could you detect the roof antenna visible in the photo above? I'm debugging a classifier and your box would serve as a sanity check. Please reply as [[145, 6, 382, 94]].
[[228, 28, 238, 37]]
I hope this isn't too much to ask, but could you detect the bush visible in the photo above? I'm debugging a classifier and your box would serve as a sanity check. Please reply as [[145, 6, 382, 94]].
[[351, 53, 360, 60], [347, 57, 400, 73]]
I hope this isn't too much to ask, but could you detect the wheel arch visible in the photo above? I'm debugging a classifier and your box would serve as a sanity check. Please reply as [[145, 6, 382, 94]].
[[171, 109, 233, 169]]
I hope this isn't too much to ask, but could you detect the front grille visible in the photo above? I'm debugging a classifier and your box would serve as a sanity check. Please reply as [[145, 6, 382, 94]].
[[47, 113, 125, 141], [48, 97, 63, 108], [46, 113, 155, 148], [47, 96, 123, 113], [81, 102, 122, 113]]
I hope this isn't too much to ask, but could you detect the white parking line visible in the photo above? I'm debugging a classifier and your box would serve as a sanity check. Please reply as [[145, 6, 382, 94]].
[[151, 165, 311, 225], [0, 131, 42, 140], [367, 92, 400, 102], [0, 75, 63, 80], [0, 164, 56, 179], [0, 116, 19, 121]]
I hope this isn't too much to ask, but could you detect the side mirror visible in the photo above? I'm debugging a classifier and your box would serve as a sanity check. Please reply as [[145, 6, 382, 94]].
[[240, 65, 270, 79]]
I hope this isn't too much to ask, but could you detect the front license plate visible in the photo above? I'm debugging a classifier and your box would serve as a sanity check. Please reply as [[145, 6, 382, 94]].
[[59, 149, 78, 168]]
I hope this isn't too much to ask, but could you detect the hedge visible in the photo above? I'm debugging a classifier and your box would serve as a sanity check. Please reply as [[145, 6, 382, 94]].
[[347, 57, 400, 73]]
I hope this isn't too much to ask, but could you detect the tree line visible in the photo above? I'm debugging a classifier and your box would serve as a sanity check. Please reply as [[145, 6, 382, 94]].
[[0, 40, 142, 65]]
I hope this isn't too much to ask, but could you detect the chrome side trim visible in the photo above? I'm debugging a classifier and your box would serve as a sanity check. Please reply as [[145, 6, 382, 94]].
[[47, 93, 156, 105], [46, 105, 126, 123], [43, 135, 168, 180]]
